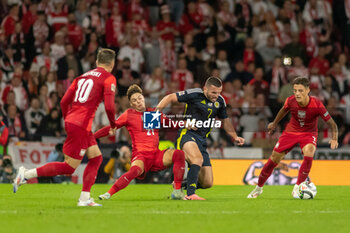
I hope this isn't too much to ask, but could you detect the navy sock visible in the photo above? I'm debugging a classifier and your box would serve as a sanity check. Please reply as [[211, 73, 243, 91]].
[[186, 164, 201, 196]]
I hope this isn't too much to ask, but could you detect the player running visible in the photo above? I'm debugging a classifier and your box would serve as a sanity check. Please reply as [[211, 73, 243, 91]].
[[157, 76, 245, 200], [13, 49, 118, 206], [95, 84, 186, 201], [247, 77, 338, 199]]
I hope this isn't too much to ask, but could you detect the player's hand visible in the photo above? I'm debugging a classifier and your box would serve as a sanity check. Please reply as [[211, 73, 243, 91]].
[[234, 136, 245, 146], [267, 122, 276, 135], [329, 139, 338, 149], [186, 125, 198, 131], [109, 127, 117, 136]]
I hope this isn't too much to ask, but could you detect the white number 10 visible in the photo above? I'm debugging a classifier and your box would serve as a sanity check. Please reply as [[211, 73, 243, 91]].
[[74, 79, 94, 103]]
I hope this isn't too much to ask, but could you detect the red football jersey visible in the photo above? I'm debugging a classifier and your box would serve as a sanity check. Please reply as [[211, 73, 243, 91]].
[[115, 108, 161, 154], [61, 67, 117, 131], [283, 95, 331, 136]]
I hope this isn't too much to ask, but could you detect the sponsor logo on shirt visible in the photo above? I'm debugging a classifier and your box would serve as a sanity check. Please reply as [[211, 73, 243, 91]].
[[143, 111, 161, 129], [324, 112, 329, 117]]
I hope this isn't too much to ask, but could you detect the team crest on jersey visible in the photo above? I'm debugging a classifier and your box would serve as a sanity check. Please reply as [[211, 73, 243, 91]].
[[208, 102, 213, 107], [298, 110, 306, 118], [214, 101, 220, 108], [111, 83, 116, 92]]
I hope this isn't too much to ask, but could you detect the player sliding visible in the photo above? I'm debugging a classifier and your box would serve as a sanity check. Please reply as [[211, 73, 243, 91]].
[[95, 84, 186, 200], [13, 49, 118, 206], [157, 76, 245, 200], [247, 77, 338, 199]]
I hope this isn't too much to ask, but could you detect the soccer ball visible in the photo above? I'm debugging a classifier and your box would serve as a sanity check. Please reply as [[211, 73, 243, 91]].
[[298, 181, 317, 199]]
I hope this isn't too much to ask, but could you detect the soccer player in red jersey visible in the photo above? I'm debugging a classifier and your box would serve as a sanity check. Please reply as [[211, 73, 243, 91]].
[[13, 49, 118, 206], [247, 77, 338, 198], [95, 84, 186, 200]]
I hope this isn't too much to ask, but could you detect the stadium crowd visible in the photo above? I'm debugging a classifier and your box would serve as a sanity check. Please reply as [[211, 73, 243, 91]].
[[0, 0, 350, 157]]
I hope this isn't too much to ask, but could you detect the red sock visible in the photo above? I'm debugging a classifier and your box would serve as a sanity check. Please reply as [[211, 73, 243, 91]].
[[296, 156, 313, 185], [82, 156, 102, 192], [172, 150, 185, 189], [108, 166, 142, 196], [258, 158, 278, 187], [37, 162, 75, 177]]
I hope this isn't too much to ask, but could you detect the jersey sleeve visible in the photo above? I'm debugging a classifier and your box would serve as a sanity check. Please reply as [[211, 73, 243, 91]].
[[217, 96, 228, 119], [115, 111, 128, 128], [60, 79, 77, 119], [283, 97, 291, 111], [103, 75, 117, 128], [318, 101, 331, 122], [176, 88, 201, 103]]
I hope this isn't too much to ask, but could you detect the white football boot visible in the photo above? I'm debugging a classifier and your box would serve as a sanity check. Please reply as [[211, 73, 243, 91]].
[[77, 198, 102, 207], [292, 184, 300, 199], [13, 166, 27, 193], [98, 192, 111, 200], [247, 185, 263, 198]]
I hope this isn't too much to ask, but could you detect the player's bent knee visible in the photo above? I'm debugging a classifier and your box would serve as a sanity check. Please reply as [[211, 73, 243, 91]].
[[201, 181, 213, 189]]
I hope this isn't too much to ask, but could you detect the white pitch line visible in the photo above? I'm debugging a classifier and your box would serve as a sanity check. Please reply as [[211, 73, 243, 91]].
[[0, 210, 348, 215]]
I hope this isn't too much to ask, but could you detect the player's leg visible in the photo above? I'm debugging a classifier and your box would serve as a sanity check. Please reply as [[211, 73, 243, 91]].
[[247, 150, 285, 198], [162, 149, 186, 199], [13, 125, 83, 193], [197, 150, 213, 189], [182, 141, 205, 200], [77, 144, 103, 206], [99, 160, 144, 200], [198, 166, 213, 189], [297, 143, 316, 184]]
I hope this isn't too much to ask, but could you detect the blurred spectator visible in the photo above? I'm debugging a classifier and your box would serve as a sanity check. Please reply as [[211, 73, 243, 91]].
[[144, 66, 166, 106], [45, 72, 57, 95], [329, 62, 348, 96], [4, 104, 26, 141], [171, 57, 193, 91], [322, 75, 340, 102], [1, 154, 15, 183], [308, 45, 330, 76], [104, 146, 131, 183], [24, 96, 45, 139], [235, 37, 264, 71], [185, 45, 201, 78], [38, 84, 50, 113], [10, 22, 26, 64], [0, 113, 8, 157], [36, 107, 62, 137], [255, 93, 272, 121], [248, 67, 269, 99], [31, 42, 57, 73], [240, 100, 259, 144], [57, 43, 82, 81], [50, 30, 66, 61], [83, 3, 104, 35], [277, 74, 294, 104], [266, 57, 287, 110], [47, 0, 68, 33], [105, 4, 124, 50], [31, 11, 50, 51], [282, 33, 307, 62], [1, 4, 19, 37], [74, 0, 88, 27], [201, 36, 216, 62], [225, 60, 253, 84], [288, 56, 309, 78], [157, 4, 179, 42], [216, 50, 231, 80], [340, 85, 350, 125], [115, 57, 140, 97], [160, 39, 177, 79], [258, 35, 281, 71], [0, 46, 17, 82], [80, 31, 101, 60], [67, 13, 83, 52], [309, 83, 325, 102], [2, 74, 28, 111], [117, 35, 144, 73]]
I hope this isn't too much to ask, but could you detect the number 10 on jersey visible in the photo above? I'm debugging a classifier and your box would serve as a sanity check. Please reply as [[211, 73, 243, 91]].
[[74, 79, 94, 103]]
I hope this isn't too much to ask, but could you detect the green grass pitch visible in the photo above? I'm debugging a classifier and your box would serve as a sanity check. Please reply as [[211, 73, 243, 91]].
[[1, 184, 349, 233]]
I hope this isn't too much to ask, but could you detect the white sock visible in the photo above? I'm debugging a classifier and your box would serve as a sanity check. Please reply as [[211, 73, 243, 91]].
[[80, 191, 90, 201], [24, 169, 38, 180]]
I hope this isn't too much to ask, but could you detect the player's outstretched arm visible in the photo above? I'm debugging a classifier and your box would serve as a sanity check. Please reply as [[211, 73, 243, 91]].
[[268, 107, 289, 134], [326, 118, 338, 149], [94, 126, 112, 139], [222, 118, 245, 145], [156, 93, 178, 111]]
